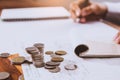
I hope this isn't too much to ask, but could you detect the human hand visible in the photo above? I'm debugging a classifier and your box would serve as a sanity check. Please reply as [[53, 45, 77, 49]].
[[114, 31, 120, 44], [70, 0, 108, 23]]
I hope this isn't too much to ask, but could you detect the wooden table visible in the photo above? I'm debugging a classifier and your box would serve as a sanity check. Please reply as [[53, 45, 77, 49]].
[[0, 54, 22, 80]]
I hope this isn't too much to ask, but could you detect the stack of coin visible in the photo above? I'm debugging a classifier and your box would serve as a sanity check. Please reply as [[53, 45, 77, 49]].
[[0, 72, 11, 80], [26, 44, 45, 68], [34, 43, 44, 54], [0, 53, 10, 58], [44, 61, 61, 73]]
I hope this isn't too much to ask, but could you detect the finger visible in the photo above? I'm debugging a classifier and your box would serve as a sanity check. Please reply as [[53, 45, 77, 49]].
[[114, 32, 120, 43], [114, 36, 120, 44], [70, 2, 81, 16], [81, 6, 93, 17], [80, 17, 86, 23], [70, 9, 77, 22]]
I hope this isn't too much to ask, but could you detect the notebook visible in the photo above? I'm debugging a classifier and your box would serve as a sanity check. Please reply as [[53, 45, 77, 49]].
[[78, 41, 120, 58], [69, 21, 120, 58], [1, 7, 70, 21]]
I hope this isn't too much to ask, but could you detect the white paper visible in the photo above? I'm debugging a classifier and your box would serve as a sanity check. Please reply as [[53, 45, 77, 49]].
[[0, 17, 119, 80]]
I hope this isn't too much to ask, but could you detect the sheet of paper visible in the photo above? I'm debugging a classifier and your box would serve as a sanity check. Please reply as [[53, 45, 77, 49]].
[[0, 18, 119, 80]]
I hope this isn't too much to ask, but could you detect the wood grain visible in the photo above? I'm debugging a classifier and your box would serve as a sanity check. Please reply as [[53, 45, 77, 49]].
[[0, 0, 75, 10], [0, 55, 22, 80]]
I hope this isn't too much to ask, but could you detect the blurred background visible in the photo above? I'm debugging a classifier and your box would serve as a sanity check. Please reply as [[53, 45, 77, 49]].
[[0, 0, 119, 12]]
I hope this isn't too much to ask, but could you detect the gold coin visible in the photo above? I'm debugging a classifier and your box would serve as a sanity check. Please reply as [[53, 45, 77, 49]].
[[45, 51, 54, 55], [51, 56, 64, 62], [55, 50, 67, 55], [11, 56, 25, 65]]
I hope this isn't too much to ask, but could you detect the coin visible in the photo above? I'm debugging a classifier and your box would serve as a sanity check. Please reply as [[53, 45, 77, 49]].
[[19, 75, 24, 80], [33, 61, 44, 68], [0, 53, 10, 58], [55, 50, 67, 55], [34, 43, 44, 48], [45, 51, 54, 55], [0, 72, 10, 80], [50, 54, 60, 57], [44, 64, 56, 69], [51, 56, 64, 62], [74, 44, 89, 57], [48, 67, 61, 73], [25, 47, 38, 54], [11, 56, 25, 65], [34, 43, 44, 53], [64, 64, 77, 70], [30, 50, 40, 55], [46, 61, 60, 66]]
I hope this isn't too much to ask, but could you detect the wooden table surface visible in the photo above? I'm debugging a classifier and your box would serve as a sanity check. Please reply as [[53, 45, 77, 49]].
[[0, 54, 22, 80]]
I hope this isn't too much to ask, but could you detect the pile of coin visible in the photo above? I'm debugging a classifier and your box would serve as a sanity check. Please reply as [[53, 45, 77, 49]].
[[25, 43, 44, 68], [0, 72, 11, 80], [0, 53, 10, 58], [44, 61, 61, 73], [44, 50, 67, 73]]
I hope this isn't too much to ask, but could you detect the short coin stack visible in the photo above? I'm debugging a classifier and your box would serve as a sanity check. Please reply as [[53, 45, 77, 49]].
[[45, 50, 67, 73], [25, 43, 44, 68]]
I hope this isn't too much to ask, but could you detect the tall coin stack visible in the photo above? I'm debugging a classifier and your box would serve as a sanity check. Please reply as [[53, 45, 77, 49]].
[[25, 43, 45, 68]]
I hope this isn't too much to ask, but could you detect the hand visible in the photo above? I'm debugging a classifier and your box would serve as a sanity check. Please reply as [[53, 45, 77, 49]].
[[114, 31, 120, 44], [70, 0, 108, 23]]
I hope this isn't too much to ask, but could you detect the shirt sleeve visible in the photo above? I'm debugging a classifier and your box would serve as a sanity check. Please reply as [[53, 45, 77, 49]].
[[104, 2, 120, 13], [103, 2, 120, 25]]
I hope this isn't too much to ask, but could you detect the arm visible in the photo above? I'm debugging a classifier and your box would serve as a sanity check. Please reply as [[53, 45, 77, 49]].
[[103, 2, 120, 25]]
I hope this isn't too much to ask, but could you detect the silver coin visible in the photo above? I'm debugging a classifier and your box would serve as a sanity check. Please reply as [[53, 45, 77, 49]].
[[64, 64, 77, 70], [0, 72, 10, 80], [0, 53, 10, 58]]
